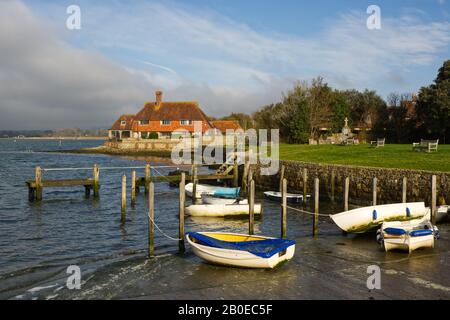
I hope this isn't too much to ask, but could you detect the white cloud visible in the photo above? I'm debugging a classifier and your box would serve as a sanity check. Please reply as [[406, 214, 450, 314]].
[[1, 1, 450, 129]]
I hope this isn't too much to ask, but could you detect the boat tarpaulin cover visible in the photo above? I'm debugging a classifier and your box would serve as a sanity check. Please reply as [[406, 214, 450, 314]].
[[213, 187, 240, 198], [187, 232, 295, 258]]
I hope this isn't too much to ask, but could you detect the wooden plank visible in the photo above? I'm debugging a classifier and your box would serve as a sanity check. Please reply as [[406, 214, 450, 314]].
[[148, 181, 155, 258], [279, 164, 285, 192], [232, 158, 239, 187], [192, 165, 197, 204], [27, 179, 95, 188], [302, 168, 307, 208], [35, 166, 42, 201], [179, 172, 185, 253], [331, 170, 335, 202], [145, 164, 151, 194]]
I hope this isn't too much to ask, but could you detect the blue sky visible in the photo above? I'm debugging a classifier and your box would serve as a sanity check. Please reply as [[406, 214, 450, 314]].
[[1, 0, 449, 129]]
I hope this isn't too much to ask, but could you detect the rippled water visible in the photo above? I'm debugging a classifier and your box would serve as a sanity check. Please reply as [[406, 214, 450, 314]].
[[0, 139, 343, 299]]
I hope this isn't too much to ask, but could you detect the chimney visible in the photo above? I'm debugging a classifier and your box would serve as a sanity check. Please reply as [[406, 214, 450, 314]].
[[155, 91, 163, 107]]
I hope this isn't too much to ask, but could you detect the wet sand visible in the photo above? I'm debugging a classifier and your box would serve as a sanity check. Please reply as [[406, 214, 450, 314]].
[[48, 224, 450, 300]]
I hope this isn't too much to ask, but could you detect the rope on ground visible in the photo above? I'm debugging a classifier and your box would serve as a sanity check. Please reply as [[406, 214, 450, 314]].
[[285, 204, 331, 218], [147, 214, 181, 241]]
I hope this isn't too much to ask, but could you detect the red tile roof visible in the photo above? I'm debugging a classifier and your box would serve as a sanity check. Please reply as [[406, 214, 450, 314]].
[[110, 114, 135, 130], [211, 120, 243, 133]]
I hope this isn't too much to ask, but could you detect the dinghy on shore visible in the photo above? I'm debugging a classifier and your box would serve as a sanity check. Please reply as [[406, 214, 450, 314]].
[[201, 194, 247, 205], [185, 183, 240, 199], [436, 205, 450, 223], [377, 216, 439, 253], [263, 191, 310, 203], [186, 203, 261, 217], [186, 232, 296, 268], [330, 202, 428, 233]]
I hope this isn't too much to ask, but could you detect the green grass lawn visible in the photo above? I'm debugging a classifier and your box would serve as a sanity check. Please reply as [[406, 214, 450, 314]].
[[278, 144, 450, 172]]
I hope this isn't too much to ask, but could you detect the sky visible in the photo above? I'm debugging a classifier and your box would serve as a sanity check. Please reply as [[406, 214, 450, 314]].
[[0, 0, 449, 130]]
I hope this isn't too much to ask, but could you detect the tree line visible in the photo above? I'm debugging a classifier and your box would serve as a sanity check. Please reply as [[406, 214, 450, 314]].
[[220, 60, 450, 144]]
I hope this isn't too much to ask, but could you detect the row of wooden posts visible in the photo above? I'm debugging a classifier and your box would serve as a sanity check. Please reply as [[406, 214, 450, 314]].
[[139, 164, 439, 258]]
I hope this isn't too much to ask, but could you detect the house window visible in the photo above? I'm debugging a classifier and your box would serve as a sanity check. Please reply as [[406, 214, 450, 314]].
[[140, 120, 149, 125], [120, 121, 126, 126], [161, 120, 171, 125], [180, 120, 192, 125]]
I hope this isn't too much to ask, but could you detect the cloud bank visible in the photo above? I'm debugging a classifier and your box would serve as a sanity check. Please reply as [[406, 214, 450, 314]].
[[1, 1, 449, 129]]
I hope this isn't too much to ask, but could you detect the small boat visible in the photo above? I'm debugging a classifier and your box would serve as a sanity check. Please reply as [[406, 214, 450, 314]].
[[376, 216, 439, 253], [186, 203, 262, 217], [185, 183, 240, 199], [186, 232, 296, 268], [330, 202, 428, 233], [263, 191, 310, 203], [436, 205, 450, 223], [201, 194, 247, 205]]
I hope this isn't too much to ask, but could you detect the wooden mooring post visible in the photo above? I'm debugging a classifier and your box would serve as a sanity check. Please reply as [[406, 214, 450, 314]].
[[35, 166, 43, 201], [148, 181, 155, 258], [242, 162, 250, 197], [192, 165, 197, 204], [344, 177, 349, 212], [313, 177, 319, 236], [121, 174, 126, 223], [131, 170, 136, 206], [232, 158, 239, 187], [248, 179, 255, 235], [93, 164, 100, 198], [372, 177, 378, 206], [179, 172, 186, 253], [431, 175, 437, 225], [279, 165, 285, 192], [302, 168, 308, 208], [281, 178, 287, 238], [145, 164, 151, 194], [402, 177, 407, 203]]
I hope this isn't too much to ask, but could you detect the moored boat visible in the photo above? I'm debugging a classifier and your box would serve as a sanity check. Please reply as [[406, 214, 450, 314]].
[[186, 203, 262, 217], [201, 194, 247, 205], [377, 216, 439, 253], [186, 232, 296, 268], [185, 183, 240, 199], [330, 202, 428, 233], [263, 191, 310, 203], [436, 205, 450, 223]]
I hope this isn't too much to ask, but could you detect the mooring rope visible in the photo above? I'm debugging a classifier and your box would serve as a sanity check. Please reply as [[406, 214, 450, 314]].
[[285, 204, 331, 218], [147, 214, 182, 241]]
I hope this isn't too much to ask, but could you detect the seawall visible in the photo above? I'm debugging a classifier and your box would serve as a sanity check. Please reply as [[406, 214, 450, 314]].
[[252, 160, 450, 206]]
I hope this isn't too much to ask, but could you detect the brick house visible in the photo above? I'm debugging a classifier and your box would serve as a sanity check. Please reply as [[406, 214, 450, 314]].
[[109, 91, 242, 140]]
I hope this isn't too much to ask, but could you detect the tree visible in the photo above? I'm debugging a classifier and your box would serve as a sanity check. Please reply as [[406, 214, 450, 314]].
[[416, 60, 450, 143], [331, 92, 351, 133], [220, 113, 254, 130]]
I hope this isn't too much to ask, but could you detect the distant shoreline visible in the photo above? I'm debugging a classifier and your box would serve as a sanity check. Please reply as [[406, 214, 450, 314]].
[[51, 145, 173, 158], [0, 137, 107, 140]]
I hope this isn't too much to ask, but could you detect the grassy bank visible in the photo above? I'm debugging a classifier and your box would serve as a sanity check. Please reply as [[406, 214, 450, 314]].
[[278, 143, 450, 172]]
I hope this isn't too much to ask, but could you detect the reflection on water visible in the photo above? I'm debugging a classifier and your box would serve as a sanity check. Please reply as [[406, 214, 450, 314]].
[[0, 139, 349, 298]]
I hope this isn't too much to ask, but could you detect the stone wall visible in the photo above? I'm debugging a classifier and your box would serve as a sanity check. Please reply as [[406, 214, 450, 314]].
[[252, 160, 450, 206]]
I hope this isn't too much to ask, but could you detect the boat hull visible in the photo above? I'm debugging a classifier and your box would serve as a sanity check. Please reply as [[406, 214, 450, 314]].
[[186, 203, 262, 217], [185, 183, 240, 199], [330, 202, 428, 233], [186, 232, 295, 268], [201, 194, 246, 205], [263, 191, 310, 204]]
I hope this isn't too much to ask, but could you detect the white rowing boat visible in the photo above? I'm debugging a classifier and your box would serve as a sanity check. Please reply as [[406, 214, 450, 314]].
[[377, 216, 439, 253], [186, 203, 262, 217], [263, 191, 310, 203], [185, 183, 240, 199], [201, 194, 247, 205], [330, 202, 428, 233], [186, 232, 296, 268]]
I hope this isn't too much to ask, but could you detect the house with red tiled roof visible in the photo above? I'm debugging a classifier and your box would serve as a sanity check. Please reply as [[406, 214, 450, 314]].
[[109, 91, 240, 140]]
